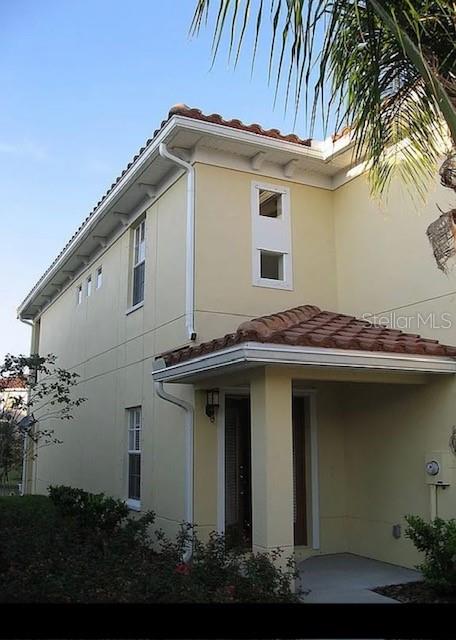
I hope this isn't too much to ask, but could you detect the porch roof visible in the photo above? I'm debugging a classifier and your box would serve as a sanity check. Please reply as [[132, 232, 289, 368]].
[[153, 305, 456, 382]]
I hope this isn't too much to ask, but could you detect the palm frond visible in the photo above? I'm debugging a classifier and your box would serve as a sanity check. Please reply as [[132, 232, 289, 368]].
[[191, 0, 456, 199]]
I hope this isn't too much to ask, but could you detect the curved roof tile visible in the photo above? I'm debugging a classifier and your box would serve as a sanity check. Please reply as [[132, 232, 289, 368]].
[[159, 304, 456, 366]]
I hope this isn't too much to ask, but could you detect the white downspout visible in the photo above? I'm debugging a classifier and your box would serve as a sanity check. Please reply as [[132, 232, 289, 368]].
[[154, 380, 194, 562], [18, 317, 34, 496], [158, 142, 196, 341]]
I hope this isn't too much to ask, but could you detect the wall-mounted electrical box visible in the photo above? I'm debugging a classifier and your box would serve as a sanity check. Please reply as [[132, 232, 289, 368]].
[[424, 451, 452, 486]]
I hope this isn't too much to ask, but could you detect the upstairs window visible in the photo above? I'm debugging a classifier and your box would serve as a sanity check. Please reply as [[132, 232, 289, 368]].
[[132, 220, 145, 306], [127, 407, 142, 509], [251, 182, 292, 289], [86, 275, 92, 297], [76, 285, 82, 305], [259, 189, 282, 218], [260, 250, 284, 280], [96, 266, 102, 289]]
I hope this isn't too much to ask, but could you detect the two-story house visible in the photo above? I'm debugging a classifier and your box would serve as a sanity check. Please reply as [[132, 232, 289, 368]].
[[18, 104, 456, 569]]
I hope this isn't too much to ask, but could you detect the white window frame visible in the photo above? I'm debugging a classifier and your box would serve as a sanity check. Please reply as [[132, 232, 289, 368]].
[[251, 181, 293, 290], [126, 406, 142, 511], [131, 219, 146, 307], [96, 266, 102, 289], [76, 284, 82, 305], [86, 274, 92, 297]]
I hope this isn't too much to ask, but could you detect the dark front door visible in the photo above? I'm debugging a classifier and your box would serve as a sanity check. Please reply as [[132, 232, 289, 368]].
[[225, 395, 252, 549], [293, 395, 308, 546]]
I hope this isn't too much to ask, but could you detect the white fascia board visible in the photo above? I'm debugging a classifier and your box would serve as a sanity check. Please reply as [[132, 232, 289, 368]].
[[171, 116, 353, 164], [320, 135, 354, 162], [152, 341, 456, 382], [173, 117, 355, 186], [171, 116, 326, 161]]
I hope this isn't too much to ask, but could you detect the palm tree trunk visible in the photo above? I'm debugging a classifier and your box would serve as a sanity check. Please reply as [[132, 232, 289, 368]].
[[426, 152, 456, 272]]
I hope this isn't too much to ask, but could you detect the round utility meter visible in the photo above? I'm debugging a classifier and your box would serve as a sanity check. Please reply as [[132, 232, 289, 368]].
[[426, 460, 440, 476]]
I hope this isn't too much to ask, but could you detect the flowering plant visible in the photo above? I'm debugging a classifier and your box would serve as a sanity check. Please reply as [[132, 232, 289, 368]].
[[175, 562, 191, 576]]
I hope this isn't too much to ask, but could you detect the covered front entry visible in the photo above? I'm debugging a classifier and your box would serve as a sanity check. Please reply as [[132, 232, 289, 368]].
[[203, 366, 456, 570], [223, 392, 309, 549], [154, 303, 456, 568]]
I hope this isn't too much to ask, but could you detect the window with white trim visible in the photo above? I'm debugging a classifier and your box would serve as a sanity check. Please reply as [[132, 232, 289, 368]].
[[86, 274, 92, 297], [132, 220, 145, 306], [260, 250, 284, 280], [251, 182, 292, 289], [127, 407, 141, 508], [96, 266, 102, 289], [76, 284, 82, 305]]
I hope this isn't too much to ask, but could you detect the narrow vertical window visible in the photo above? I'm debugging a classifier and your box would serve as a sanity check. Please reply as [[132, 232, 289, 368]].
[[76, 285, 82, 305], [251, 182, 292, 289], [127, 407, 141, 509], [86, 275, 92, 297], [132, 220, 145, 306], [96, 266, 102, 289]]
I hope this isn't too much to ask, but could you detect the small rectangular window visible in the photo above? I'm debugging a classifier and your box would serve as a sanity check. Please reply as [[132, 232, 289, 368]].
[[86, 275, 92, 297], [76, 285, 82, 305], [96, 266, 102, 289], [132, 220, 145, 306], [127, 407, 141, 504], [260, 250, 284, 280], [259, 189, 282, 218]]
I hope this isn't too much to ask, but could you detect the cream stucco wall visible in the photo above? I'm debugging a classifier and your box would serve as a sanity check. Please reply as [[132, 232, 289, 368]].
[[194, 163, 338, 342], [33, 175, 194, 538], [334, 171, 456, 345], [341, 375, 456, 568], [194, 160, 456, 349]]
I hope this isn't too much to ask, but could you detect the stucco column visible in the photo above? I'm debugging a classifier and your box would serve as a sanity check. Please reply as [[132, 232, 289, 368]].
[[193, 390, 218, 539], [250, 367, 294, 564]]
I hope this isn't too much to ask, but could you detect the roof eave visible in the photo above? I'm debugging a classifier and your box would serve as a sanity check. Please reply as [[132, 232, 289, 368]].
[[17, 118, 354, 320], [152, 342, 456, 383], [17, 116, 182, 319]]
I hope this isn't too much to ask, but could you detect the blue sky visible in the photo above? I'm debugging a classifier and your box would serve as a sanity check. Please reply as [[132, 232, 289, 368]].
[[0, 0, 327, 361]]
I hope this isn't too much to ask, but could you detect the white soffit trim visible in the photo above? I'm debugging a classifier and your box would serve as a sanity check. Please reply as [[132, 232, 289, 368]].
[[152, 341, 456, 382], [172, 115, 354, 164], [17, 115, 354, 318]]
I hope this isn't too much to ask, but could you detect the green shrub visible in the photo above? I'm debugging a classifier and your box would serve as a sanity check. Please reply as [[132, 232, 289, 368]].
[[49, 485, 129, 532], [150, 525, 298, 602], [405, 515, 456, 594], [0, 490, 298, 603]]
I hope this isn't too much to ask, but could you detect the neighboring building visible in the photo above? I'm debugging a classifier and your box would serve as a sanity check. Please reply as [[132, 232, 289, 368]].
[[0, 377, 28, 417], [17, 105, 456, 569]]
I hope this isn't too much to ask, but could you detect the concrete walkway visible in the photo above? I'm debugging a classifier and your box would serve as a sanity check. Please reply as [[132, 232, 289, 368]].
[[298, 553, 422, 603]]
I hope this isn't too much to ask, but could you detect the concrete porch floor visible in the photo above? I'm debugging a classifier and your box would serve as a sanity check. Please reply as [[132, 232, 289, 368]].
[[298, 553, 422, 603]]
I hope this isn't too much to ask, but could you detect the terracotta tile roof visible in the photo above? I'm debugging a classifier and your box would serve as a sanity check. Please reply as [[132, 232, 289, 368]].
[[168, 104, 312, 147], [160, 304, 456, 366], [0, 376, 27, 390], [331, 126, 352, 142], [20, 105, 311, 313]]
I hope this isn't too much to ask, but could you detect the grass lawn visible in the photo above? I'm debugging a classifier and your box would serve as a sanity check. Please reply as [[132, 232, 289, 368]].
[[0, 492, 297, 603]]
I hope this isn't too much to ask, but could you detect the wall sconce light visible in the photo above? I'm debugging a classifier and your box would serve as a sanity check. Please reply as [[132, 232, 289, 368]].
[[205, 388, 220, 422]]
